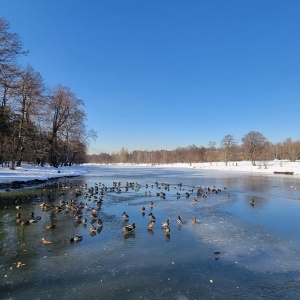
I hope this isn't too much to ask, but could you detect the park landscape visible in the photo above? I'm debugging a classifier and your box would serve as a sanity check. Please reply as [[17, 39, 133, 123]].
[[1, 1, 300, 299]]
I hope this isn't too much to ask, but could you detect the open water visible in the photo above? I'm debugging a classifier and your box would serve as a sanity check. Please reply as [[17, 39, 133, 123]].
[[1, 165, 300, 299]]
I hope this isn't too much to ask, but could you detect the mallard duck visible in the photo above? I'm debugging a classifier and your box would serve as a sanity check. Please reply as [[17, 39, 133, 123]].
[[41, 238, 52, 244], [148, 221, 155, 229], [90, 225, 96, 232], [148, 212, 156, 221], [163, 226, 171, 234], [91, 208, 98, 215], [74, 215, 82, 222], [250, 198, 255, 206], [177, 216, 182, 225], [123, 223, 136, 233], [122, 212, 129, 221], [70, 236, 83, 242], [161, 220, 170, 227], [90, 212, 97, 219], [192, 217, 197, 224], [142, 206, 145, 212]]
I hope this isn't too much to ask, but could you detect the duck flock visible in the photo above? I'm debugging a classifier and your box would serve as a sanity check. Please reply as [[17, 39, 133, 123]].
[[11, 179, 230, 245]]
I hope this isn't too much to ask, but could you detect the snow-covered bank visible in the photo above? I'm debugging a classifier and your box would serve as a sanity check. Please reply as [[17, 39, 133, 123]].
[[0, 160, 299, 186], [156, 160, 300, 176], [86, 160, 300, 176], [0, 164, 88, 184]]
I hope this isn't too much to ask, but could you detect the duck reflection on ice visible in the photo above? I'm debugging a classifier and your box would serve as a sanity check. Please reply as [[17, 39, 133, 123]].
[[123, 232, 136, 240]]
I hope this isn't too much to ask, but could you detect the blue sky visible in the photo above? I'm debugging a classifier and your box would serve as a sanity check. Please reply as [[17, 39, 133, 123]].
[[2, 0, 300, 154]]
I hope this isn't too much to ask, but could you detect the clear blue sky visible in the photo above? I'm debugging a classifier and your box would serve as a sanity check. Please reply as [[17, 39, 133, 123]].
[[2, 0, 300, 154]]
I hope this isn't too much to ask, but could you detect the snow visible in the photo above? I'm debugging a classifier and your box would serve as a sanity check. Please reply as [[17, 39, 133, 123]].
[[0, 160, 299, 186], [155, 160, 300, 176], [0, 164, 88, 184]]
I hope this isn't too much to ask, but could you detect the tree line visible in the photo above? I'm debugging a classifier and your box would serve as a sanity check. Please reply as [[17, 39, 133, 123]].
[[0, 17, 95, 169], [87, 132, 300, 165]]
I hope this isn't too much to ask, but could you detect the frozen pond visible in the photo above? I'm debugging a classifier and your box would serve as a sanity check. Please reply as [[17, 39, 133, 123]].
[[1, 165, 300, 299]]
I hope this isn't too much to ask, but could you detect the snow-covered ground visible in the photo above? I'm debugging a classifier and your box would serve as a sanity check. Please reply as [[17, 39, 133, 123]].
[[0, 164, 88, 184], [0, 160, 299, 185], [158, 160, 300, 175]]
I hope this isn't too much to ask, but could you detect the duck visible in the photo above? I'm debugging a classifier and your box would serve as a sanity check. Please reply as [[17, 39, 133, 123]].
[[70, 236, 83, 242], [46, 224, 56, 230], [91, 208, 98, 215], [28, 212, 38, 223], [122, 212, 129, 221], [192, 217, 197, 224], [148, 212, 156, 221], [90, 212, 97, 219], [74, 215, 82, 222], [16, 213, 22, 222], [250, 198, 255, 206], [123, 223, 136, 233], [148, 221, 155, 229], [20, 220, 30, 226], [163, 226, 171, 234], [161, 220, 170, 227], [177, 216, 182, 225], [41, 238, 52, 244], [90, 225, 97, 232], [97, 219, 103, 227]]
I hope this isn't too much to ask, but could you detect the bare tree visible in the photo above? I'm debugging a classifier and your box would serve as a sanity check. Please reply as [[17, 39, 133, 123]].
[[282, 138, 300, 162], [0, 17, 28, 71], [206, 141, 218, 163], [0, 17, 27, 165], [269, 142, 284, 160], [118, 147, 128, 163], [45, 85, 85, 167], [10, 65, 45, 168], [221, 134, 237, 166], [241, 131, 268, 166]]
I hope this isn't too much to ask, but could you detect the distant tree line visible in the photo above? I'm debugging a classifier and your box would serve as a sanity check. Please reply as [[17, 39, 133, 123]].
[[87, 132, 300, 165], [0, 17, 95, 169]]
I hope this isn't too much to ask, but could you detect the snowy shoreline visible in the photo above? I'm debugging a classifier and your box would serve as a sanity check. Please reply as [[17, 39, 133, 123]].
[[0, 160, 299, 188], [86, 160, 300, 176]]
